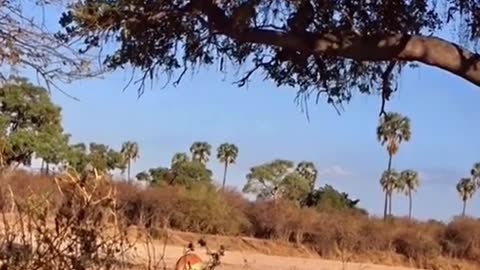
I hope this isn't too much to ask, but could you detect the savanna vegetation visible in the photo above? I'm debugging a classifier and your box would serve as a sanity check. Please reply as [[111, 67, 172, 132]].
[[0, 78, 479, 270], [0, 0, 480, 269]]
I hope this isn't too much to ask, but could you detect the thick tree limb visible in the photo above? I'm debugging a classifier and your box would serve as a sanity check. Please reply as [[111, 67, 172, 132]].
[[196, 0, 480, 87]]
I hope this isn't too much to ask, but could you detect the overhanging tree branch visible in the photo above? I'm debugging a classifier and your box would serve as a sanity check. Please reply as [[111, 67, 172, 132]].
[[194, 0, 480, 87]]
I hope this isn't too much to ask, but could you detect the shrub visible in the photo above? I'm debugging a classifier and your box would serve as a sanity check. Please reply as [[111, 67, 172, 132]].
[[170, 183, 250, 235], [442, 217, 480, 261], [393, 229, 442, 262], [2, 171, 480, 269], [0, 170, 131, 269]]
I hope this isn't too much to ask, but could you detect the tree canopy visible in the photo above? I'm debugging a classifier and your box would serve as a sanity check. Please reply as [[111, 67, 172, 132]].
[[0, 78, 66, 170], [56, 0, 480, 114]]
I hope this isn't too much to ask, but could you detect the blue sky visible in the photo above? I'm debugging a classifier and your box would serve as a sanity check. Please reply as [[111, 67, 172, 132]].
[[18, 3, 480, 221], [38, 62, 480, 222]]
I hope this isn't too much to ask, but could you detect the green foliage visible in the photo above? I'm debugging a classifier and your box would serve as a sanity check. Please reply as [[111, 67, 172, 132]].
[[400, 170, 420, 193], [217, 143, 239, 165], [88, 143, 124, 174], [170, 160, 213, 187], [304, 184, 365, 214], [138, 157, 212, 188], [57, 0, 479, 107], [120, 141, 140, 181], [243, 159, 311, 203], [35, 127, 70, 170], [377, 112, 411, 157], [171, 152, 189, 167], [470, 162, 480, 188], [64, 142, 124, 175], [295, 161, 318, 190], [217, 142, 239, 189], [279, 172, 311, 205], [136, 167, 170, 185], [65, 143, 89, 173], [190, 142, 211, 165], [456, 178, 476, 202], [172, 183, 250, 235], [0, 78, 65, 169]]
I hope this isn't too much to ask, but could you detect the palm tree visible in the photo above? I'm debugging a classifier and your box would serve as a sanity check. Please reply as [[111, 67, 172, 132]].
[[121, 141, 140, 183], [296, 161, 318, 191], [171, 152, 189, 167], [470, 162, 480, 188], [377, 112, 411, 219], [217, 143, 239, 190], [456, 178, 476, 217], [400, 169, 420, 220], [190, 142, 211, 165], [380, 169, 400, 218]]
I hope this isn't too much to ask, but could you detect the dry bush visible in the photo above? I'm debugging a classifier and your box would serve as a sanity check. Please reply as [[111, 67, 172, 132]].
[[442, 217, 480, 261], [0, 170, 132, 270], [0, 171, 61, 212], [2, 172, 480, 269], [356, 218, 393, 252], [116, 183, 182, 229], [246, 200, 311, 241], [392, 228, 442, 263], [303, 213, 364, 258]]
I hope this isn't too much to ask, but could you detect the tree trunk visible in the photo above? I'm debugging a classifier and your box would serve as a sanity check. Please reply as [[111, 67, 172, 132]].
[[46, 163, 50, 175], [383, 191, 388, 220], [127, 159, 131, 183], [383, 153, 393, 220], [222, 161, 228, 191], [40, 160, 44, 175], [388, 192, 393, 216], [462, 200, 467, 217], [408, 189, 413, 220]]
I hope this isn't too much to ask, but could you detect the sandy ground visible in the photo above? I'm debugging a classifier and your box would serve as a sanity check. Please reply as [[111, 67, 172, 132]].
[[127, 243, 421, 270]]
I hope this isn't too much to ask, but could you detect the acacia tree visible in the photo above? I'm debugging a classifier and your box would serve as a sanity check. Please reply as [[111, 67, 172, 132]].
[[456, 178, 476, 217], [377, 112, 411, 219], [243, 159, 310, 204], [400, 169, 420, 220], [35, 126, 70, 175], [65, 142, 124, 176], [295, 161, 318, 192], [59, 0, 480, 114], [217, 143, 239, 190], [121, 141, 140, 182], [171, 152, 189, 167]]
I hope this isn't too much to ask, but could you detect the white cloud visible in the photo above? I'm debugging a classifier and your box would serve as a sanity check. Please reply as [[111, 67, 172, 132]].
[[318, 165, 353, 178]]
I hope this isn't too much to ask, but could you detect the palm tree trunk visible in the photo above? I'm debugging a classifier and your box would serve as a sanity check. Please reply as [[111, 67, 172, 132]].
[[462, 199, 467, 217], [127, 159, 131, 183], [408, 189, 412, 220], [383, 153, 393, 220], [222, 161, 228, 191], [388, 192, 393, 216], [387, 153, 393, 172], [383, 191, 388, 220]]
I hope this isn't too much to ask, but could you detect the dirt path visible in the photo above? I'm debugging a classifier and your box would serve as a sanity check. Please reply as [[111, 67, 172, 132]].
[[128, 243, 421, 270]]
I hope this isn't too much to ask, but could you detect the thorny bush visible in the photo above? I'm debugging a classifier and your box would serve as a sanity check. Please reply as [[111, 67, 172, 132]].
[[0, 169, 132, 269]]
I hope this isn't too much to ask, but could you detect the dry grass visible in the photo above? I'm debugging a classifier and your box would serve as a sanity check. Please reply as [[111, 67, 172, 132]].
[[0, 171, 479, 270]]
